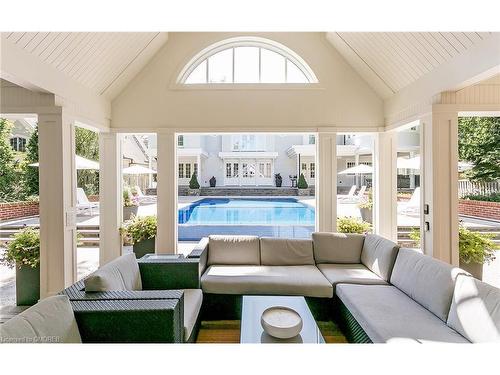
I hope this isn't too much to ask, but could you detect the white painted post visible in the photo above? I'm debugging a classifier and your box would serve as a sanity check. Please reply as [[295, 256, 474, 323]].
[[317, 132, 337, 232], [374, 131, 397, 241], [156, 131, 177, 253], [99, 132, 123, 265], [421, 109, 459, 265], [38, 107, 77, 297]]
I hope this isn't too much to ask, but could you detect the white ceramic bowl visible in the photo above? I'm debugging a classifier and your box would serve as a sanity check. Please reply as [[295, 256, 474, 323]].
[[261, 306, 303, 339]]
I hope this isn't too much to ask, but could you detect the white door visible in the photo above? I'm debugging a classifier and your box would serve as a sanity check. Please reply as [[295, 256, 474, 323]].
[[256, 160, 273, 186], [241, 160, 256, 186], [224, 160, 240, 185]]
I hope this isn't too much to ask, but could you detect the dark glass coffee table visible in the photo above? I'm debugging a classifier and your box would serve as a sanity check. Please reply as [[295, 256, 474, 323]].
[[240, 296, 325, 343]]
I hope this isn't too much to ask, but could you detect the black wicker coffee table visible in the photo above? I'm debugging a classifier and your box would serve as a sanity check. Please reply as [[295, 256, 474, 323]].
[[240, 296, 325, 343]]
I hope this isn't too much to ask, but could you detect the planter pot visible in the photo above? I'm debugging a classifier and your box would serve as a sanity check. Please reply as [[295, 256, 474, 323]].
[[133, 237, 156, 259], [359, 207, 373, 224], [209, 177, 216, 188], [298, 188, 309, 196], [188, 188, 200, 196], [123, 205, 139, 221], [459, 260, 483, 280], [16, 264, 40, 306]]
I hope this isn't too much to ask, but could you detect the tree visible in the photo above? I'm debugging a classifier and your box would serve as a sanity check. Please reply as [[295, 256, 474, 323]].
[[75, 127, 100, 195], [458, 117, 500, 182], [297, 173, 308, 189], [24, 125, 39, 196], [0, 118, 23, 201]]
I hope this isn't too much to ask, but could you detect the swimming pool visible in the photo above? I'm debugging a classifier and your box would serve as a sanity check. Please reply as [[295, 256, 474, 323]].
[[178, 198, 315, 241]]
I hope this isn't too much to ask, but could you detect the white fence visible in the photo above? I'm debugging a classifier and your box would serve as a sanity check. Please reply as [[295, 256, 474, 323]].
[[458, 180, 500, 198]]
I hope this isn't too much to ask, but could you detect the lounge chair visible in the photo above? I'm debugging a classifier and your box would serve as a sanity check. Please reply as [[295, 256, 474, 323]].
[[133, 185, 157, 204], [76, 187, 99, 215], [337, 185, 357, 201], [398, 187, 421, 215], [341, 185, 367, 203]]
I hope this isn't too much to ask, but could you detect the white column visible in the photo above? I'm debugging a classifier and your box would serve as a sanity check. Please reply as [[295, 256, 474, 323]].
[[374, 131, 397, 241], [354, 153, 360, 188], [421, 109, 459, 265], [38, 107, 77, 297], [317, 132, 337, 232], [99, 132, 122, 265], [156, 131, 177, 253]]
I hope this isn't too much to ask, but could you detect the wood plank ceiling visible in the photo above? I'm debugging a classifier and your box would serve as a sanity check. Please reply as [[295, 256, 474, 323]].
[[327, 32, 495, 98], [1, 32, 167, 99]]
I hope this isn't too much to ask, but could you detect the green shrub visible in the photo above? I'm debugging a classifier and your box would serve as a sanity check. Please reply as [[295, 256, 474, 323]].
[[123, 187, 138, 207], [189, 173, 200, 189], [120, 215, 157, 244], [297, 173, 308, 189], [0, 227, 40, 269], [463, 193, 500, 203], [358, 189, 373, 209], [409, 226, 498, 264], [337, 217, 371, 234]]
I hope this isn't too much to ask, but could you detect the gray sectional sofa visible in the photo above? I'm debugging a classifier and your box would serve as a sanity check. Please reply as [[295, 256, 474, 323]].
[[194, 233, 500, 343]]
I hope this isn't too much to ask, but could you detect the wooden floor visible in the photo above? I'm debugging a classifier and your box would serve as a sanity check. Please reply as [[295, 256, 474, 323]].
[[196, 320, 347, 343]]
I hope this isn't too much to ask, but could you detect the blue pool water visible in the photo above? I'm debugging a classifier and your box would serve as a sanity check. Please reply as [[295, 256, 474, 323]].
[[178, 198, 315, 241]]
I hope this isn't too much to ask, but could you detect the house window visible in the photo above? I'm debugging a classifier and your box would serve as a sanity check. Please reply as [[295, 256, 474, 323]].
[[232, 135, 266, 151], [181, 37, 317, 84], [226, 163, 232, 178], [10, 137, 26, 152], [178, 135, 184, 147], [178, 163, 185, 178], [346, 161, 372, 168], [194, 163, 198, 177], [233, 163, 239, 177], [310, 163, 315, 179], [301, 163, 307, 171], [186, 164, 191, 178], [308, 135, 315, 145]]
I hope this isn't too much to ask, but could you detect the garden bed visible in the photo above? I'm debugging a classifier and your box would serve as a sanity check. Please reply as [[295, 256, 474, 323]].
[[0, 201, 39, 221], [458, 199, 500, 221]]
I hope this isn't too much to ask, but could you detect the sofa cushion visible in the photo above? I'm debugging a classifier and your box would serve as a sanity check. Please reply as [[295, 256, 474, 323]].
[[312, 232, 365, 264], [260, 237, 314, 266], [447, 275, 500, 343], [360, 234, 399, 281], [0, 295, 82, 343], [201, 265, 333, 298], [208, 235, 260, 266], [390, 248, 465, 322], [84, 253, 142, 292], [183, 289, 203, 342], [336, 284, 468, 343], [317, 263, 388, 290]]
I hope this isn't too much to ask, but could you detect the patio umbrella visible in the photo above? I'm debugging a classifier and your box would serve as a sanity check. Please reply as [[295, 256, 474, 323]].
[[28, 155, 100, 170], [122, 165, 157, 174], [397, 156, 420, 170], [338, 164, 373, 175]]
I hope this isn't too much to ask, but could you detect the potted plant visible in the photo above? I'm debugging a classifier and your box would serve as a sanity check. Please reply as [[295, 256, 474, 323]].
[[297, 173, 309, 196], [120, 215, 157, 258], [409, 225, 498, 280], [274, 173, 283, 187], [0, 227, 40, 306], [209, 176, 216, 188], [188, 173, 200, 196], [337, 217, 372, 234], [123, 187, 139, 220], [357, 189, 373, 224]]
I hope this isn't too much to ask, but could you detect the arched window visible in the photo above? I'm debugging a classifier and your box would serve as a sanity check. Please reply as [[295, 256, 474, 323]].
[[179, 37, 318, 84]]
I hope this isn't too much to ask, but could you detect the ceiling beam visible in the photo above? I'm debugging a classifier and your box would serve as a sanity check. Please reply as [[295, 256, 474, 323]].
[[384, 33, 500, 124], [0, 34, 111, 128]]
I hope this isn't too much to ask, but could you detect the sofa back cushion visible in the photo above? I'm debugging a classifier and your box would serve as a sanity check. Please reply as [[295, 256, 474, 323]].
[[390, 248, 464, 322], [0, 295, 81, 343], [208, 235, 260, 266], [312, 232, 365, 263], [360, 234, 400, 281], [84, 253, 142, 292], [447, 275, 500, 342], [260, 238, 314, 266]]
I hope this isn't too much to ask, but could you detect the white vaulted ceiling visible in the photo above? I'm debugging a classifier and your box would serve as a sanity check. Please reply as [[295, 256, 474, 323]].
[[327, 32, 496, 98], [1, 32, 168, 99]]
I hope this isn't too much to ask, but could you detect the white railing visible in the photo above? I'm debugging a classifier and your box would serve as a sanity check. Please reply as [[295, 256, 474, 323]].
[[458, 180, 500, 198]]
